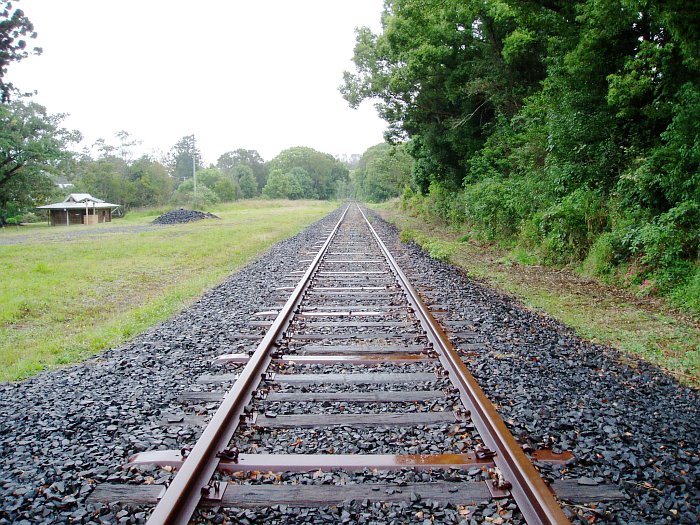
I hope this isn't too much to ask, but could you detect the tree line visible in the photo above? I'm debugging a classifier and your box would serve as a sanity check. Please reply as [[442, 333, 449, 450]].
[[0, 91, 408, 221], [0, 106, 356, 221], [342, 0, 700, 312], [0, 0, 414, 220]]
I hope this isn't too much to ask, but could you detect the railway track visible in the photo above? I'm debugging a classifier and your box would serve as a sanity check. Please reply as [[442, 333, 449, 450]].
[[92, 203, 623, 524]]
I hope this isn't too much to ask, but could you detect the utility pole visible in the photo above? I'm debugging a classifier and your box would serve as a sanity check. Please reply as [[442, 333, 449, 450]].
[[192, 135, 197, 204]]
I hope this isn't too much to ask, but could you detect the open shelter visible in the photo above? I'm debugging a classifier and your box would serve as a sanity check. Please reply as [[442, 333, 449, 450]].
[[37, 194, 120, 226]]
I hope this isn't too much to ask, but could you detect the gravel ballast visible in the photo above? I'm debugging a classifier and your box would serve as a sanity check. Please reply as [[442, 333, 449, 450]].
[[0, 205, 698, 525], [151, 209, 219, 225]]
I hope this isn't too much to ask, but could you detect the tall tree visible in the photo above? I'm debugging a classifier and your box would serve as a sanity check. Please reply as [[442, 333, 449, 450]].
[[216, 148, 268, 191], [115, 130, 141, 163], [168, 135, 202, 182], [233, 164, 257, 198], [127, 155, 173, 206], [0, 0, 41, 101], [341, 0, 574, 191], [0, 100, 80, 212]]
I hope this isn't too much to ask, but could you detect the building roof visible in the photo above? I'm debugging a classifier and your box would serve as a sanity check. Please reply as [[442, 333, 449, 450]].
[[37, 193, 120, 210], [64, 193, 104, 203]]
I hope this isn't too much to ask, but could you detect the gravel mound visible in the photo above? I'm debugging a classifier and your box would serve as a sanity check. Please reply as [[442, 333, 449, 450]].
[[152, 208, 219, 225]]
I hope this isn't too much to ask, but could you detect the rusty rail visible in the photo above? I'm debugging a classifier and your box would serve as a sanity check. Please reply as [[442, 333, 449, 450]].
[[146, 206, 350, 525], [358, 205, 570, 525]]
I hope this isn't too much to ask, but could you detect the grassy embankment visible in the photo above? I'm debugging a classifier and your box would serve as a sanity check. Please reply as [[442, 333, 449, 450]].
[[372, 202, 699, 387], [0, 199, 337, 382]]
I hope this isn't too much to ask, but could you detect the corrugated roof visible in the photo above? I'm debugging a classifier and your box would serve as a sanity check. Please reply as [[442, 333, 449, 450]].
[[64, 193, 104, 203], [37, 201, 119, 210], [37, 193, 119, 210]]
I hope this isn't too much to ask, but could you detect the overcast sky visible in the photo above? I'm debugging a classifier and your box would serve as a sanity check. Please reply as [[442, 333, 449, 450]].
[[9, 0, 387, 164]]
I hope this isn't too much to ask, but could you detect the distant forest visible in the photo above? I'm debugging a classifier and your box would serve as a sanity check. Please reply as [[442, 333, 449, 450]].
[[341, 0, 699, 312]]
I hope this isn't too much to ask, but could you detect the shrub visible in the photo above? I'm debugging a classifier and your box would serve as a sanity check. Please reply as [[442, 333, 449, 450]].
[[425, 182, 466, 226], [532, 188, 608, 265], [463, 178, 518, 239], [21, 212, 43, 223], [636, 201, 699, 270], [399, 229, 417, 243], [581, 231, 617, 277], [671, 265, 700, 313], [463, 174, 552, 241], [425, 239, 454, 262]]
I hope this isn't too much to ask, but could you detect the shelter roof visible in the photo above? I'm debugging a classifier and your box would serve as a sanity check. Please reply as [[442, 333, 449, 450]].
[[64, 193, 104, 203], [37, 193, 120, 210]]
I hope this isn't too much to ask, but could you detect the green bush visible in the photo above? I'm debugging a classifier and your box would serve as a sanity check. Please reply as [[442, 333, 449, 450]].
[[425, 182, 466, 226], [637, 202, 699, 270], [171, 181, 219, 208], [425, 239, 454, 262], [608, 201, 700, 293], [531, 188, 608, 265], [581, 231, 617, 277], [399, 229, 417, 243], [671, 265, 700, 312], [463, 178, 525, 239], [21, 212, 42, 223], [462, 173, 555, 241]]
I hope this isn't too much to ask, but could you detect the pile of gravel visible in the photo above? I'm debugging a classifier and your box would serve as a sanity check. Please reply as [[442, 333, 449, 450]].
[[152, 209, 219, 225]]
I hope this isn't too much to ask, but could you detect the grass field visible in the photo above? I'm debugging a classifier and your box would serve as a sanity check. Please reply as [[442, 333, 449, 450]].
[[372, 203, 700, 387], [0, 200, 337, 381]]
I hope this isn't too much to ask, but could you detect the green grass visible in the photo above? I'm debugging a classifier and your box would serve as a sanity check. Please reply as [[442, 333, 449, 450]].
[[373, 202, 700, 387], [0, 199, 337, 381]]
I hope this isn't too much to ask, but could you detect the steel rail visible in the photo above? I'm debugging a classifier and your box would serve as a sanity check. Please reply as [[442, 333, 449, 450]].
[[357, 204, 571, 525], [147, 205, 350, 525]]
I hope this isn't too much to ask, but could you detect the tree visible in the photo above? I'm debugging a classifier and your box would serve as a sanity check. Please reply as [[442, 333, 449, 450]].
[[354, 142, 414, 202], [236, 165, 258, 198], [262, 169, 291, 199], [341, 0, 573, 191], [168, 135, 202, 182], [0, 100, 80, 214], [171, 179, 218, 208], [341, 0, 700, 307], [213, 177, 240, 202], [115, 130, 141, 163], [127, 156, 173, 206], [194, 167, 241, 202], [267, 146, 349, 199], [217, 149, 268, 191], [74, 157, 134, 208], [0, 1, 41, 102]]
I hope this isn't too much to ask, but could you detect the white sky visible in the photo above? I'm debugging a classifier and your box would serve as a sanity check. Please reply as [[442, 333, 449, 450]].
[[9, 0, 387, 164]]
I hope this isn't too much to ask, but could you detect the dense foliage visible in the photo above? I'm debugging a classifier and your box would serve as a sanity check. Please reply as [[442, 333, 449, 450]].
[[0, 0, 40, 102], [263, 147, 350, 200], [0, 100, 79, 222], [74, 151, 174, 212], [353, 142, 414, 202], [73, 136, 267, 210], [343, 0, 700, 312], [217, 149, 268, 193]]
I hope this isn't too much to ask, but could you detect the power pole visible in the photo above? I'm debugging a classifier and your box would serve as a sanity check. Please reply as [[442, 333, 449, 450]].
[[192, 135, 197, 203]]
